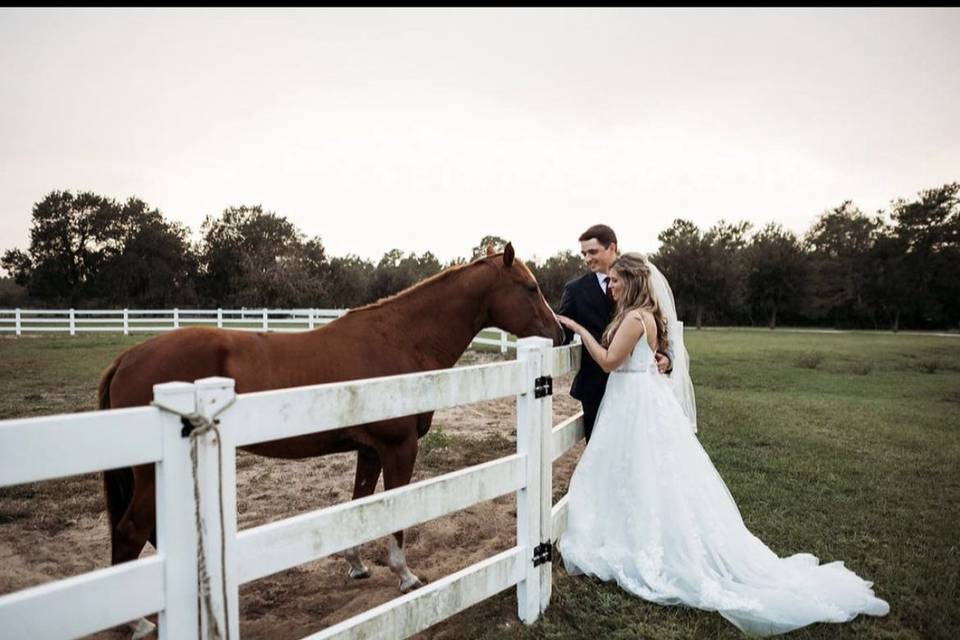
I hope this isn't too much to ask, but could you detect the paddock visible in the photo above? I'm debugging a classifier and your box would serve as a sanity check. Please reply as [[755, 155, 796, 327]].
[[0, 336, 584, 639]]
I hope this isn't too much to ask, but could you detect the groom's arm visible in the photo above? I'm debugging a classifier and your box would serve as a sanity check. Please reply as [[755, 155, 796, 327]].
[[557, 282, 577, 346], [656, 350, 673, 374]]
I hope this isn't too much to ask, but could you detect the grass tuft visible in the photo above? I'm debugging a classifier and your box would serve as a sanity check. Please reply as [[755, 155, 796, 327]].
[[796, 351, 824, 369]]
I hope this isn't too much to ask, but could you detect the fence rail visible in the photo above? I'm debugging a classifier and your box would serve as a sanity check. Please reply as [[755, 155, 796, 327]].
[[0, 337, 584, 640], [1, 556, 165, 640], [0, 308, 518, 352]]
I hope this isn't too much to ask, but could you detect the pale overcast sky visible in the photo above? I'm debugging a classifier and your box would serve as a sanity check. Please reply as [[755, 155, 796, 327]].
[[1, 8, 958, 266]]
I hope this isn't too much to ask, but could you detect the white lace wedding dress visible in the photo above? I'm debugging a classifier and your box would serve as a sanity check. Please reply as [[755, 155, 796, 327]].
[[558, 340, 890, 636]]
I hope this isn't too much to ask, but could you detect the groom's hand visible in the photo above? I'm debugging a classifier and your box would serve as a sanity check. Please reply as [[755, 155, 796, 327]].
[[655, 352, 671, 374]]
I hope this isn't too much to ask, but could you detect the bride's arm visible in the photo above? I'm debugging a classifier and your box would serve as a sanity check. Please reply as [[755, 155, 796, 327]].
[[557, 312, 644, 373]]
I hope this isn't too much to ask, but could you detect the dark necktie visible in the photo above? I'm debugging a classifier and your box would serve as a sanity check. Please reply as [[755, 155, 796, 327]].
[[604, 276, 615, 304]]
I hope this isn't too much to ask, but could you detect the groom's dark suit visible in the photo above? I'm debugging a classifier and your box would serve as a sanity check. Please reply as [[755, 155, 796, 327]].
[[557, 271, 615, 443]]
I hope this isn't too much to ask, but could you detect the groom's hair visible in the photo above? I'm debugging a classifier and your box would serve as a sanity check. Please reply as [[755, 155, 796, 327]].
[[579, 224, 618, 249]]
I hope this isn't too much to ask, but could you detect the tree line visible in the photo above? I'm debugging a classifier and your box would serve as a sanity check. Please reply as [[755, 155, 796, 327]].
[[2, 183, 957, 331]]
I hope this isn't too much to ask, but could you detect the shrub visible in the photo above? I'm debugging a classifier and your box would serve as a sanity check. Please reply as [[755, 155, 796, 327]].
[[419, 425, 452, 458]]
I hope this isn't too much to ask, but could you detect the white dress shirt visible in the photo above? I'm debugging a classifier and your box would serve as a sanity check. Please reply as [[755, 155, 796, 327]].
[[596, 272, 609, 294]]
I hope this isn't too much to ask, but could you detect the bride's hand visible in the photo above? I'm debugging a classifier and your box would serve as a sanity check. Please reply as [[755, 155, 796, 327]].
[[556, 315, 582, 334]]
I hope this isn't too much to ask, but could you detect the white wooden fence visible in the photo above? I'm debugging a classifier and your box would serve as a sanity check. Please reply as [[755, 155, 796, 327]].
[[0, 337, 585, 640], [0, 308, 517, 353]]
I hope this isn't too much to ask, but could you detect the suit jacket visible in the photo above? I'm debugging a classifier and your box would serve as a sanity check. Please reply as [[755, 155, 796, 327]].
[[557, 272, 615, 405]]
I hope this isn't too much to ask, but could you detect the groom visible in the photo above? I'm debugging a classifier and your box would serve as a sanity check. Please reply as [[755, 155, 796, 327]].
[[558, 224, 671, 442]]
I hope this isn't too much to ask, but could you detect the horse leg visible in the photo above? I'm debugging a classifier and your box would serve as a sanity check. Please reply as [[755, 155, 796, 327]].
[[378, 431, 424, 593], [112, 465, 156, 564], [343, 447, 381, 579], [115, 466, 158, 639]]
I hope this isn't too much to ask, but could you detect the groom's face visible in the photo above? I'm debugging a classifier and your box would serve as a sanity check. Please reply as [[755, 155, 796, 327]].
[[580, 238, 618, 274]]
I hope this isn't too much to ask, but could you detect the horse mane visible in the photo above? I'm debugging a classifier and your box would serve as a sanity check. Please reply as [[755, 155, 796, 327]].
[[344, 253, 503, 315]]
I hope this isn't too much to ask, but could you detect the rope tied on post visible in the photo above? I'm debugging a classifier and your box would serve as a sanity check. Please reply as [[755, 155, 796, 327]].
[[153, 395, 237, 640]]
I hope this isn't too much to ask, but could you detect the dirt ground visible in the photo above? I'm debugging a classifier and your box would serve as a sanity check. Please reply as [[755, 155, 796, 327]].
[[0, 349, 585, 639]]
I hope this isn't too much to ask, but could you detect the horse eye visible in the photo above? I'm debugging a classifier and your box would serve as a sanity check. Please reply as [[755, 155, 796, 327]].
[[526, 284, 538, 294]]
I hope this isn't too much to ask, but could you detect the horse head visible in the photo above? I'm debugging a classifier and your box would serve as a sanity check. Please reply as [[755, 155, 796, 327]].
[[482, 242, 564, 346]]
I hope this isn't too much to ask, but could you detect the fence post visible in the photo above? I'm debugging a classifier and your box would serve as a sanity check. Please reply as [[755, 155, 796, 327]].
[[123, 309, 129, 335], [262, 308, 268, 331], [15, 308, 20, 336], [154, 381, 200, 640], [536, 338, 556, 612], [193, 377, 240, 640], [217, 308, 223, 329], [69, 309, 75, 336], [173, 308, 179, 329], [500, 329, 508, 353], [308, 308, 315, 330], [515, 336, 550, 624]]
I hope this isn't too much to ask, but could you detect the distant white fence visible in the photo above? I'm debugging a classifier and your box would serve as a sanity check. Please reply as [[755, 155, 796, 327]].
[[0, 337, 584, 640], [0, 308, 517, 352]]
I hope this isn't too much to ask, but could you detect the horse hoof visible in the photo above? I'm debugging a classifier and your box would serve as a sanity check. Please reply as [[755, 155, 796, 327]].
[[130, 617, 156, 640], [348, 566, 371, 580], [399, 575, 424, 593]]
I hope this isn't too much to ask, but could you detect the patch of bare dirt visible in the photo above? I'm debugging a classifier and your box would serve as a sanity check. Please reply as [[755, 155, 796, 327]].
[[0, 349, 584, 639]]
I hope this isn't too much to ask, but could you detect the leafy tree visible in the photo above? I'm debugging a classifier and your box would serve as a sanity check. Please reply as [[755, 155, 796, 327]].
[[652, 220, 709, 327], [94, 214, 199, 307], [887, 182, 960, 328], [470, 235, 509, 261], [197, 205, 327, 307], [369, 250, 443, 301], [0, 277, 27, 307], [866, 227, 912, 332], [653, 219, 749, 328], [1, 250, 30, 288], [804, 201, 882, 327], [2, 191, 120, 304], [0, 191, 191, 306], [322, 254, 375, 308], [527, 250, 584, 308], [86, 198, 200, 307], [743, 224, 809, 329], [703, 220, 752, 323], [236, 235, 328, 308]]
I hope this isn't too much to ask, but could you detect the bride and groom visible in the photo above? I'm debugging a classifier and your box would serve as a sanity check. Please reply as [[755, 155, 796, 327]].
[[553, 224, 889, 636]]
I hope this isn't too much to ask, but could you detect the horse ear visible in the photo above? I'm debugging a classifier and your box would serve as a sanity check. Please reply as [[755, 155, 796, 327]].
[[486, 244, 495, 257], [503, 242, 514, 267]]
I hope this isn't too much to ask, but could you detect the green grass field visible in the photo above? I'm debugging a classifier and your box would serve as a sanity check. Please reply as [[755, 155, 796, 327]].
[[491, 329, 960, 640], [1, 330, 958, 638]]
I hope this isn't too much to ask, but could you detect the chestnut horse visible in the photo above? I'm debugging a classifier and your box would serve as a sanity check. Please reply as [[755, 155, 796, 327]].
[[100, 243, 562, 634]]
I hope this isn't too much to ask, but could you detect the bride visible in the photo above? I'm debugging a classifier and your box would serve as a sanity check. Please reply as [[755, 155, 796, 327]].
[[555, 252, 889, 636]]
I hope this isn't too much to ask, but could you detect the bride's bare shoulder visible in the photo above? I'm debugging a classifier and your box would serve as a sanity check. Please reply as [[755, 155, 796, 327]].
[[634, 310, 657, 336], [632, 308, 654, 324]]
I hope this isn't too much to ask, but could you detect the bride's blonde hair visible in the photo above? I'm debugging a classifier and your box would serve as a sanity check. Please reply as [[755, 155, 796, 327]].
[[602, 252, 668, 353]]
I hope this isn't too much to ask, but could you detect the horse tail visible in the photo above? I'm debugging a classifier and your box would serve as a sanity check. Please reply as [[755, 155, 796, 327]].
[[99, 357, 134, 563], [103, 467, 134, 562], [97, 357, 119, 411]]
